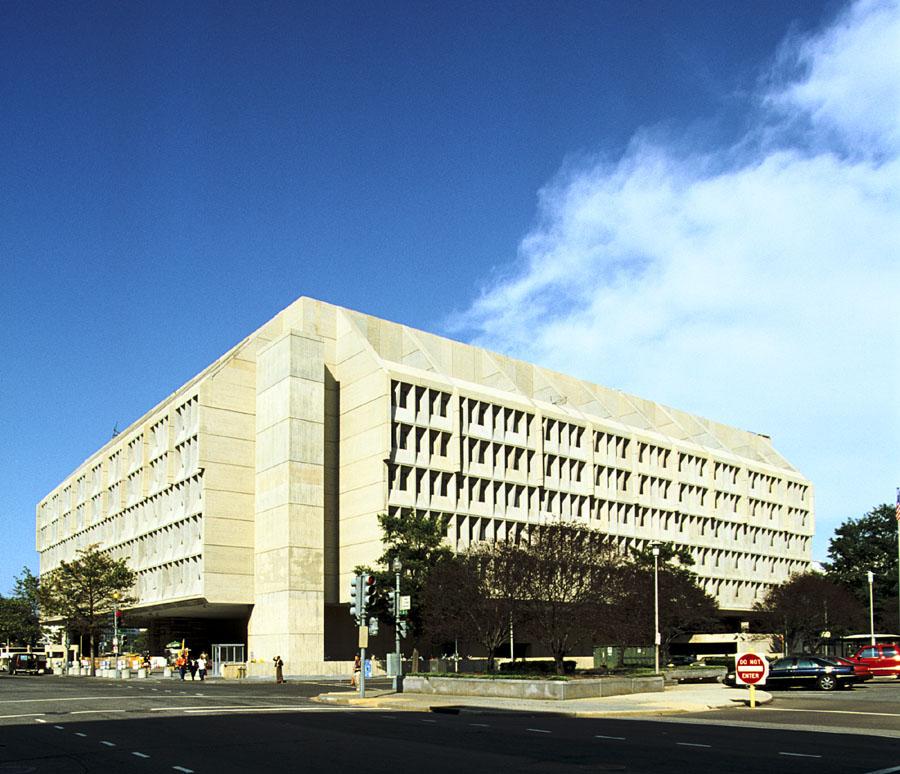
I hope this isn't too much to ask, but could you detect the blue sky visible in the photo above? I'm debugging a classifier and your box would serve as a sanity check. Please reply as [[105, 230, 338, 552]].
[[2, 0, 897, 592]]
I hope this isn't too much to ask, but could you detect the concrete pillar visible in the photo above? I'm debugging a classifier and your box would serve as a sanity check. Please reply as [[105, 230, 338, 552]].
[[249, 330, 325, 673]]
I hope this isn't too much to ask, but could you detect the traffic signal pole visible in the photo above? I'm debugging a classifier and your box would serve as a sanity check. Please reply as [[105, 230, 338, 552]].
[[393, 566, 401, 692], [359, 643, 366, 698]]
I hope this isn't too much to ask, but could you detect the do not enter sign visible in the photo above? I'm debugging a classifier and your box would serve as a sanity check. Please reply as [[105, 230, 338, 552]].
[[735, 652, 769, 685]]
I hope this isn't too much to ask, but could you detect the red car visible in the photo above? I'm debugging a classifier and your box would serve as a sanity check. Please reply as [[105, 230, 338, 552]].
[[848, 644, 900, 677], [831, 656, 872, 681]]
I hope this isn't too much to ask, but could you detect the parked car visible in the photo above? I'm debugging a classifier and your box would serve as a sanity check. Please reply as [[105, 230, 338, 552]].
[[8, 653, 49, 675], [831, 656, 873, 682], [724, 656, 857, 691], [848, 644, 900, 677]]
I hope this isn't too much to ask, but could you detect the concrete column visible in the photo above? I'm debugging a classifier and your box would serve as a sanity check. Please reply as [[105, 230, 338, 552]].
[[250, 330, 325, 673]]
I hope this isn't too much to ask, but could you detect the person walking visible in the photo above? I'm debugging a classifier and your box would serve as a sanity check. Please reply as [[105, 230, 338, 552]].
[[196, 655, 207, 681], [273, 655, 284, 684], [351, 653, 361, 688], [189, 658, 198, 681], [176, 654, 186, 681]]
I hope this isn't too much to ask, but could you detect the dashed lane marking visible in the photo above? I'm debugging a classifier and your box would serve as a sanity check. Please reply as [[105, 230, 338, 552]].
[[133, 752, 150, 758], [761, 707, 900, 719], [75, 733, 87, 738], [0, 696, 126, 705], [677, 743, 711, 748], [421, 719, 437, 723], [101, 741, 116, 747], [34, 718, 47, 723], [468, 723, 490, 728], [595, 735, 625, 741], [861, 766, 900, 774], [53, 725, 64, 729], [527, 728, 551, 734], [779, 752, 822, 759], [173, 767, 194, 773]]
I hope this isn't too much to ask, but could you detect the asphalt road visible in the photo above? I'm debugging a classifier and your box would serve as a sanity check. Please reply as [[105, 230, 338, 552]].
[[681, 677, 900, 735], [1, 675, 898, 774]]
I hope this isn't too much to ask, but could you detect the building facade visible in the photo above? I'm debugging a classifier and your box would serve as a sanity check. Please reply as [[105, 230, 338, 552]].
[[36, 297, 813, 672]]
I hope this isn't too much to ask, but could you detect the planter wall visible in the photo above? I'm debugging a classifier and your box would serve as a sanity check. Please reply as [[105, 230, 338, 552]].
[[403, 675, 664, 700]]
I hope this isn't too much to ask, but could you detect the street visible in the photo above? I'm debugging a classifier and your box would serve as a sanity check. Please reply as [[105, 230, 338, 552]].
[[0, 675, 898, 773]]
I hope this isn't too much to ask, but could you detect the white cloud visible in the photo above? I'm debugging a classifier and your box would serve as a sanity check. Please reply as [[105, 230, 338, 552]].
[[452, 0, 900, 557]]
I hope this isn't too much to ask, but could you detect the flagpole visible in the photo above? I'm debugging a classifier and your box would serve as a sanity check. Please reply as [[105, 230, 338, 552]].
[[895, 488, 899, 634]]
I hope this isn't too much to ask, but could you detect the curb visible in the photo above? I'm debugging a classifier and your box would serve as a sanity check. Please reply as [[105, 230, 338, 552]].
[[313, 688, 772, 717]]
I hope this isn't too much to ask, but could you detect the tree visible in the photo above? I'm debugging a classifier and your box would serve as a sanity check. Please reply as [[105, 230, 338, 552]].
[[826, 503, 898, 631], [598, 551, 718, 663], [517, 522, 626, 675], [754, 572, 865, 654], [360, 509, 453, 642], [39, 545, 136, 674], [0, 567, 43, 648], [422, 540, 523, 670]]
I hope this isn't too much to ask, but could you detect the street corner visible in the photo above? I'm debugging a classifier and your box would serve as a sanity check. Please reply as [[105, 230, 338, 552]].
[[313, 690, 405, 709]]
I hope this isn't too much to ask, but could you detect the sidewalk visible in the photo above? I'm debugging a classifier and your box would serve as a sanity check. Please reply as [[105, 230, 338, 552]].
[[315, 681, 770, 717]]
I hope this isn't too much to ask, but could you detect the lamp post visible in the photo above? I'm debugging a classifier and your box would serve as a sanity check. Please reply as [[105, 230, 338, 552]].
[[112, 592, 120, 678], [652, 544, 660, 675], [867, 570, 875, 646], [392, 557, 402, 692]]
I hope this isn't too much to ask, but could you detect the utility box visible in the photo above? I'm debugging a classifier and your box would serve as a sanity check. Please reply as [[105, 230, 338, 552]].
[[593, 646, 654, 670], [386, 653, 401, 677]]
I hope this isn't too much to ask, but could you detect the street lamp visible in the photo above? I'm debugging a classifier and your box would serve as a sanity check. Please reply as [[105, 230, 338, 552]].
[[867, 570, 875, 646], [112, 591, 120, 679], [652, 544, 660, 675], [392, 557, 403, 692]]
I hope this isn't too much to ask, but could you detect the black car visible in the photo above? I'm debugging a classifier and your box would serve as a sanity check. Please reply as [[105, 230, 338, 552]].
[[724, 656, 857, 691]]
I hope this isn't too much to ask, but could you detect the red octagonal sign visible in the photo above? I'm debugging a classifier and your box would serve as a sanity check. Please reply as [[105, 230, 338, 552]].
[[735, 652, 769, 685]]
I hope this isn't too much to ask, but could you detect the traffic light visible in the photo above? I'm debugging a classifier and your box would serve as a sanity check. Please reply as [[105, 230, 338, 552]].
[[349, 575, 362, 623], [361, 574, 376, 613], [115, 609, 124, 626]]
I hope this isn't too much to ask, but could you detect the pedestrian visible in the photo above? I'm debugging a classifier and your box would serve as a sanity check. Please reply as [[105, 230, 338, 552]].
[[176, 654, 186, 681], [273, 655, 284, 684], [196, 655, 207, 681], [189, 659, 198, 681], [351, 653, 361, 687]]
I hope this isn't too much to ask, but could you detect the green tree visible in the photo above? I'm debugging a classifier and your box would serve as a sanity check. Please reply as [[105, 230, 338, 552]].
[[39, 545, 136, 675], [0, 567, 43, 648], [517, 522, 627, 675], [360, 509, 453, 643], [421, 540, 523, 670], [754, 572, 865, 653], [826, 503, 898, 630]]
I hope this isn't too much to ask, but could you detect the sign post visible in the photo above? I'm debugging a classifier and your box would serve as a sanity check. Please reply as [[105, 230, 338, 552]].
[[735, 652, 769, 709]]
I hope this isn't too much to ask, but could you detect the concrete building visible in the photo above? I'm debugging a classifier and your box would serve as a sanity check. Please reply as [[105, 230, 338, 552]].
[[36, 297, 813, 673]]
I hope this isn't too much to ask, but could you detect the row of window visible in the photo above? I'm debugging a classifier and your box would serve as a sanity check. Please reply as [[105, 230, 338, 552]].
[[39, 395, 200, 526], [388, 466, 810, 554], [39, 474, 204, 552], [387, 382, 811, 508]]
